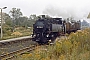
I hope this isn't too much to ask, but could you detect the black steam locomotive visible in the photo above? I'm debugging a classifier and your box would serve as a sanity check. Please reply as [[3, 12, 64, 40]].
[[32, 15, 81, 44]]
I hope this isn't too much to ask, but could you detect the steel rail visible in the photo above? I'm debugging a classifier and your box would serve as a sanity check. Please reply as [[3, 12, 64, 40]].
[[0, 45, 37, 60]]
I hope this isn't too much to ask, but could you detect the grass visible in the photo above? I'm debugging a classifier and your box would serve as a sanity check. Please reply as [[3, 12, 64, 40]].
[[15, 28, 90, 60]]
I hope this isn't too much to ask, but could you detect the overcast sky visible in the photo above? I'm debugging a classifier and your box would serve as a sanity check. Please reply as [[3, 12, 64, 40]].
[[0, 0, 90, 22]]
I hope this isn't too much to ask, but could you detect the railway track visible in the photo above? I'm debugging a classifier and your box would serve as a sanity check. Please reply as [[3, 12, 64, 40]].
[[0, 45, 37, 60], [0, 36, 38, 60]]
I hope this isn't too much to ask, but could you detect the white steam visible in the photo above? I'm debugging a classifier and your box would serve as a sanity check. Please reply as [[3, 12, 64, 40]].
[[43, 5, 89, 20]]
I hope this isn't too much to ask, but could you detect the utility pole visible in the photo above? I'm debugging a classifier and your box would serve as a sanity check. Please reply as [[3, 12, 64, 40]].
[[0, 7, 7, 39]]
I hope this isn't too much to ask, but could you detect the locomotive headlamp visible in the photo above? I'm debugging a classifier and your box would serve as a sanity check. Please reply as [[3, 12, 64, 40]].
[[46, 34, 49, 37]]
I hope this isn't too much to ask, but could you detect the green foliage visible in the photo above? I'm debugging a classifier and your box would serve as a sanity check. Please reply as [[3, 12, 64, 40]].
[[3, 24, 12, 36], [16, 16, 28, 27], [4, 13, 12, 27], [28, 14, 38, 27], [9, 8, 22, 19], [9, 8, 23, 31], [1, 27, 33, 40], [9, 8, 37, 27]]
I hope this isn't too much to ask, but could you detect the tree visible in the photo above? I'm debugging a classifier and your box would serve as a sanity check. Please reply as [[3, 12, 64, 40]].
[[17, 16, 28, 27], [9, 8, 23, 32], [28, 14, 38, 27], [87, 13, 90, 18], [29, 14, 38, 20], [9, 8, 22, 19], [9, 8, 23, 25], [3, 13, 12, 26]]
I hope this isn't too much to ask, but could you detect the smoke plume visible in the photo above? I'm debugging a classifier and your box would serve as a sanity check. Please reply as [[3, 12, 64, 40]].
[[43, 5, 89, 20]]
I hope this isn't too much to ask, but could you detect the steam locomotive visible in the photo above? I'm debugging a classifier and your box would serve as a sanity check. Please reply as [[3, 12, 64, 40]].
[[32, 15, 81, 44]]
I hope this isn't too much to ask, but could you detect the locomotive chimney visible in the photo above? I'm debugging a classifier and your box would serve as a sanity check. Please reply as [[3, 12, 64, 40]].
[[42, 15, 45, 18], [39, 15, 46, 19]]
